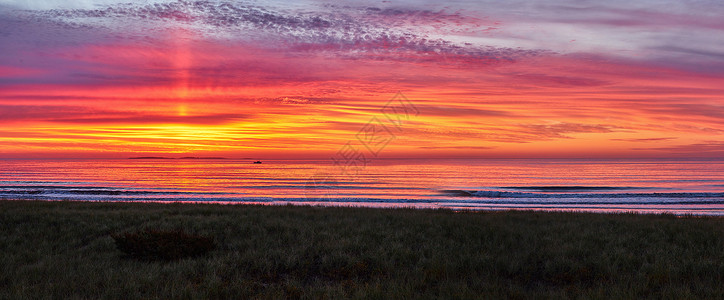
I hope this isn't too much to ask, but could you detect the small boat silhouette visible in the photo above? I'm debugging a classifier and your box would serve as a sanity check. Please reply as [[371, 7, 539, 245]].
[[253, 161, 262, 164]]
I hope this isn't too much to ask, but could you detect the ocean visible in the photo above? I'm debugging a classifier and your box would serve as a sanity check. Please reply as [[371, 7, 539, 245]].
[[1, 158, 723, 215]]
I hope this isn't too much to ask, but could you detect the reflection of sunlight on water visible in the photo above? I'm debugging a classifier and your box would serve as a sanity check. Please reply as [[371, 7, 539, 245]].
[[1, 158, 724, 215]]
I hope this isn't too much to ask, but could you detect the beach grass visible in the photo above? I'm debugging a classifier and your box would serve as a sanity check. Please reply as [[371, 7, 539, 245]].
[[1, 200, 723, 299]]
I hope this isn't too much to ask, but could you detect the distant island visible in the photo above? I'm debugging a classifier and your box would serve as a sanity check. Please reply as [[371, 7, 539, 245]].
[[128, 157, 226, 160]]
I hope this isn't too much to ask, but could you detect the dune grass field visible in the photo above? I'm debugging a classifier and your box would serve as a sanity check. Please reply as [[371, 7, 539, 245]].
[[2, 200, 724, 299]]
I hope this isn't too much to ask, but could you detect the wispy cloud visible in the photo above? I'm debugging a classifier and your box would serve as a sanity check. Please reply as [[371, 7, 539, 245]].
[[611, 137, 676, 142]]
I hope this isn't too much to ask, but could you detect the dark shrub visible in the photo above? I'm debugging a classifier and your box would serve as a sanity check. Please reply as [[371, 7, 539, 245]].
[[111, 229, 216, 260]]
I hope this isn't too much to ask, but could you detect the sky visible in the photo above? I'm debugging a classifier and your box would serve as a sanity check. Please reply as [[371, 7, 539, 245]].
[[1, 0, 723, 159]]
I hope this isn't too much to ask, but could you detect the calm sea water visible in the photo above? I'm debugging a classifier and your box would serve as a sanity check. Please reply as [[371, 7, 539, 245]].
[[1, 158, 724, 215]]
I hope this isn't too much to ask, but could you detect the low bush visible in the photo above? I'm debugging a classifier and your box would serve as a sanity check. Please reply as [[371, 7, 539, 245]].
[[111, 229, 216, 260]]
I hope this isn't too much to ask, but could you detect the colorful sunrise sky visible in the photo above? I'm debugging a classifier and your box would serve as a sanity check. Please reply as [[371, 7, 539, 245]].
[[1, 0, 723, 159]]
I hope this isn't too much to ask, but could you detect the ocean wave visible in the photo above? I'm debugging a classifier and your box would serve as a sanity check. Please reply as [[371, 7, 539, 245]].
[[442, 190, 724, 199], [495, 186, 649, 192], [0, 186, 223, 196]]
